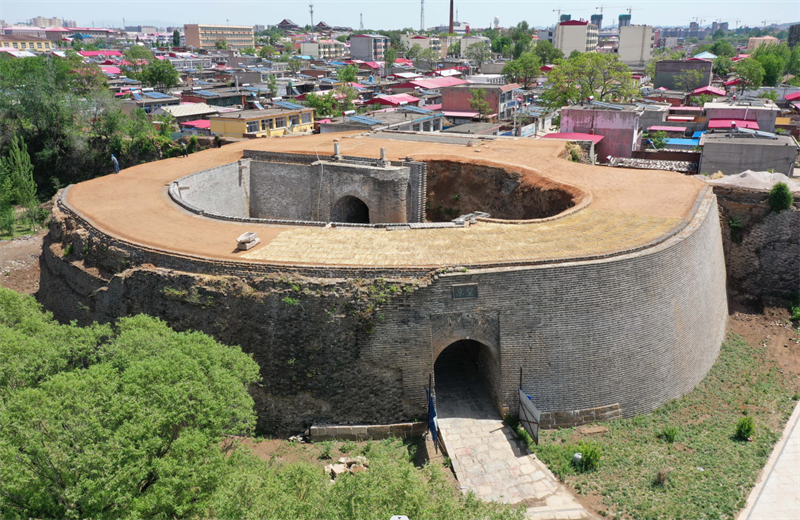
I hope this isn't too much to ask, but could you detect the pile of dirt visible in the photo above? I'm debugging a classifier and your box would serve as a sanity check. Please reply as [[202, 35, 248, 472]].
[[0, 231, 45, 295], [706, 170, 800, 192]]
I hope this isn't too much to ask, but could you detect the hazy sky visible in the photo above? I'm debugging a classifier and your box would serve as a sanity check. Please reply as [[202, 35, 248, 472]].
[[1, 0, 798, 31]]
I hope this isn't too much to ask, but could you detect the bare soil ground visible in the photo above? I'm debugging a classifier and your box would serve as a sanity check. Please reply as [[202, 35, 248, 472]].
[[0, 230, 46, 295]]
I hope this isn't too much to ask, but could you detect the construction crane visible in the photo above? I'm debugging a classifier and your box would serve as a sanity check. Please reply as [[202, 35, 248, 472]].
[[734, 19, 741, 29], [761, 20, 777, 29]]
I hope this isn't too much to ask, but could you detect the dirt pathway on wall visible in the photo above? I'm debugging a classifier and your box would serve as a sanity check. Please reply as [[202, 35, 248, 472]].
[[0, 231, 46, 295]]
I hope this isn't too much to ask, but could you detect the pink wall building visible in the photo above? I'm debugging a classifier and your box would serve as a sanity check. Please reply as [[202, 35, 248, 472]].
[[559, 104, 644, 159]]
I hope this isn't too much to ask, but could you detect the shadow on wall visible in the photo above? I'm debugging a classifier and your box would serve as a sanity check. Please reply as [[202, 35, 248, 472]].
[[425, 160, 577, 222], [331, 196, 370, 224]]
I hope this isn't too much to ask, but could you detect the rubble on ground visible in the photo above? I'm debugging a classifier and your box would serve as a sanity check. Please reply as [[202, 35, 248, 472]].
[[609, 157, 698, 173], [324, 456, 370, 481]]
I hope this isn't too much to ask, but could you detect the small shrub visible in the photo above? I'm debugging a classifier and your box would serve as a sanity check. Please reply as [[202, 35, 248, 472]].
[[729, 216, 743, 243], [187, 135, 199, 153], [736, 416, 755, 440], [0, 204, 16, 236], [451, 193, 461, 201], [789, 300, 800, 322], [569, 149, 581, 162], [660, 426, 679, 443], [318, 441, 333, 460], [339, 440, 356, 454], [768, 183, 794, 213], [654, 468, 670, 487], [282, 296, 300, 306], [574, 441, 601, 472], [63, 243, 73, 257]]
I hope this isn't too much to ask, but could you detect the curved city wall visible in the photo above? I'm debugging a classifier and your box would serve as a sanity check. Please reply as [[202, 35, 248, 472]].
[[39, 184, 727, 434]]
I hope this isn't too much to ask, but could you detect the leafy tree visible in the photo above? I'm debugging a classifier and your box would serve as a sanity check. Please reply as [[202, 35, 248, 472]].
[[469, 88, 492, 121], [406, 43, 422, 60], [712, 29, 726, 41], [241, 46, 257, 56], [501, 51, 541, 88], [140, 58, 180, 92], [384, 46, 397, 69], [733, 58, 765, 91], [465, 42, 491, 69], [568, 50, 582, 60], [758, 90, 778, 102], [447, 41, 460, 56], [710, 39, 736, 58], [755, 53, 785, 86], [336, 34, 349, 43], [172, 29, 180, 47], [302, 91, 339, 117], [287, 57, 303, 74], [647, 130, 668, 149], [533, 40, 564, 64], [0, 289, 261, 519], [259, 45, 276, 58], [215, 39, 229, 50], [266, 74, 278, 97], [691, 93, 714, 107], [674, 69, 706, 91], [121, 45, 154, 78], [491, 36, 513, 57], [419, 48, 440, 72], [337, 63, 359, 83], [542, 53, 638, 108], [713, 56, 733, 77], [0, 135, 37, 231]]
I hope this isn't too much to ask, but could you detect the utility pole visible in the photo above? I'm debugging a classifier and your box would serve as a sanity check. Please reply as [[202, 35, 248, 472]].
[[420, 0, 424, 32], [359, 13, 364, 31]]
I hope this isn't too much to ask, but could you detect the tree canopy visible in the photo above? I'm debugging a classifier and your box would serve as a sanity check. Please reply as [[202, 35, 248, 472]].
[[541, 53, 638, 108], [0, 288, 261, 519], [465, 42, 491, 69], [501, 52, 541, 88], [733, 58, 765, 91], [533, 40, 564, 65]]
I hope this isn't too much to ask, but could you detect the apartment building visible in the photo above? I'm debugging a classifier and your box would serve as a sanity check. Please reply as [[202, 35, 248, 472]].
[[616, 25, 654, 67], [349, 33, 389, 61], [30, 16, 62, 28], [747, 36, 779, 52], [209, 107, 315, 138], [554, 20, 598, 54], [0, 34, 52, 51], [460, 35, 491, 58], [300, 39, 347, 59], [400, 34, 441, 54], [184, 24, 254, 50]]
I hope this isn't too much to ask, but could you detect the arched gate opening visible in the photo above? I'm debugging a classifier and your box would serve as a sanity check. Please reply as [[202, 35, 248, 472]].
[[433, 340, 502, 419], [331, 195, 370, 223]]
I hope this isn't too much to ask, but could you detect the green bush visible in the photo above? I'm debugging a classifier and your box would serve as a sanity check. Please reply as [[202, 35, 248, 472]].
[[187, 135, 199, 153], [575, 441, 601, 472], [729, 216, 743, 243], [736, 416, 756, 440], [339, 440, 356, 454], [768, 182, 794, 213], [660, 426, 679, 443], [318, 440, 333, 460], [0, 203, 15, 236]]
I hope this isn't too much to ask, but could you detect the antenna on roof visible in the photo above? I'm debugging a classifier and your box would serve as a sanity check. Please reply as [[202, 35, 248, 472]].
[[310, 3, 314, 41], [420, 0, 425, 32], [360, 14, 364, 31]]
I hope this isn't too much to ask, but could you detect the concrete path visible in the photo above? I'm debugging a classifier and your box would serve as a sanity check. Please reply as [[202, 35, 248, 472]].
[[435, 344, 593, 520], [738, 399, 800, 520]]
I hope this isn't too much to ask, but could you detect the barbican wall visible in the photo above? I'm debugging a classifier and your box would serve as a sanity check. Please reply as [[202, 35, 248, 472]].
[[38, 187, 728, 434]]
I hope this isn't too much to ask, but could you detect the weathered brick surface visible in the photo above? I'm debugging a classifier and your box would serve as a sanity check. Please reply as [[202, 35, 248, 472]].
[[39, 190, 727, 434]]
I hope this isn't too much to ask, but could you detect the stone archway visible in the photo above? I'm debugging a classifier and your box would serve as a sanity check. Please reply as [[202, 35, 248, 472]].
[[434, 339, 503, 419], [331, 195, 370, 223]]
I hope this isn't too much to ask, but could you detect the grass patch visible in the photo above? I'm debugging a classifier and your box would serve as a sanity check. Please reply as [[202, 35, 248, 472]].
[[526, 333, 795, 519]]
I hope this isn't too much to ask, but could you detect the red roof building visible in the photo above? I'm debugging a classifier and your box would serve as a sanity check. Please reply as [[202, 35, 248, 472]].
[[366, 94, 421, 106]]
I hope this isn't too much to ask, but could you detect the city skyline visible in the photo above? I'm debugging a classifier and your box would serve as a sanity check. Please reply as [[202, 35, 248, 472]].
[[1, 0, 798, 31]]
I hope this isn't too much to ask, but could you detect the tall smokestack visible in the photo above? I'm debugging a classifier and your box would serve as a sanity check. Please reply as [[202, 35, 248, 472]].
[[449, 0, 454, 34]]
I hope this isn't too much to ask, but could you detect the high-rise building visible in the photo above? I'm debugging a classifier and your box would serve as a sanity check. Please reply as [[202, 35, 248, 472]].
[[30, 16, 62, 28], [590, 14, 603, 31], [616, 25, 654, 67], [554, 20, 599, 54], [619, 14, 631, 27], [788, 24, 800, 48], [63, 20, 77, 27], [253, 25, 265, 33], [184, 24, 255, 50]]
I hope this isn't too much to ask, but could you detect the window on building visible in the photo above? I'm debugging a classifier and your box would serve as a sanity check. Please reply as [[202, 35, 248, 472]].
[[37, 42, 42, 48], [246, 120, 259, 133], [275, 117, 286, 128], [261, 119, 273, 130], [20, 42, 26, 49], [301, 112, 312, 124], [290, 115, 300, 126]]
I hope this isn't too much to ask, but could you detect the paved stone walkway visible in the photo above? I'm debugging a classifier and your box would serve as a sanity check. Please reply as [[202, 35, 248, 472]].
[[738, 399, 800, 520], [435, 344, 593, 519]]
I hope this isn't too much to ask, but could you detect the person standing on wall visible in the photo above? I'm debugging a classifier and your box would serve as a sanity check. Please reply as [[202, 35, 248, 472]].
[[181, 141, 188, 158], [111, 154, 120, 174]]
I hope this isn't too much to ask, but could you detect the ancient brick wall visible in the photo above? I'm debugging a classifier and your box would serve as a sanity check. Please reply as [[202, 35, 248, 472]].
[[39, 191, 727, 433], [714, 186, 800, 303]]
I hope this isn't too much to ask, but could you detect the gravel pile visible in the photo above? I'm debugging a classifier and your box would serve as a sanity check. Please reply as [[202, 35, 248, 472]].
[[707, 170, 800, 192]]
